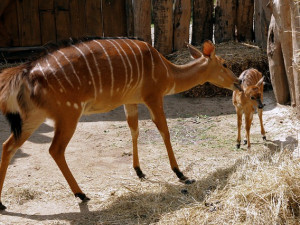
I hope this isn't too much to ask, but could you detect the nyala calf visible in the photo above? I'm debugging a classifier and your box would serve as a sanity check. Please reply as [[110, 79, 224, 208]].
[[232, 68, 266, 149]]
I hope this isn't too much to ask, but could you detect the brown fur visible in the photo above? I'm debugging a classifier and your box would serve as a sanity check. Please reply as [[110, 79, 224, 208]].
[[232, 68, 266, 149]]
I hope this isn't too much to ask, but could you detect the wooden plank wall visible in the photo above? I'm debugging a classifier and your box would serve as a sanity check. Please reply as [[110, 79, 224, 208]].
[[0, 0, 127, 47]]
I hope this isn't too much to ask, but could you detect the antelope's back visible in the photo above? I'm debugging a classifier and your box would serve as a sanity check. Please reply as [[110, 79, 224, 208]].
[[239, 68, 262, 88]]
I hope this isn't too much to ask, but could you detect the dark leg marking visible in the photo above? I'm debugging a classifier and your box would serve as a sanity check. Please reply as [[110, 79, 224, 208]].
[[173, 168, 195, 184], [0, 202, 6, 210], [244, 140, 247, 145], [134, 167, 146, 179], [75, 193, 90, 202], [262, 136, 266, 141], [236, 143, 241, 149], [5, 113, 22, 140]]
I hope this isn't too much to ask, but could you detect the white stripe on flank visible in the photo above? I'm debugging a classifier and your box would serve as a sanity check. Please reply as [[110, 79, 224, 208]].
[[144, 43, 156, 82], [37, 63, 55, 91], [93, 40, 114, 96], [112, 39, 133, 91], [155, 49, 169, 77], [49, 53, 74, 88], [129, 39, 144, 85], [81, 42, 103, 93], [57, 50, 82, 85], [72, 45, 97, 98], [108, 40, 128, 94], [45, 58, 66, 92], [121, 39, 140, 90]]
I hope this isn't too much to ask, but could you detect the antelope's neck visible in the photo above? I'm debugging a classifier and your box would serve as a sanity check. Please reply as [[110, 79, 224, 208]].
[[167, 57, 209, 94]]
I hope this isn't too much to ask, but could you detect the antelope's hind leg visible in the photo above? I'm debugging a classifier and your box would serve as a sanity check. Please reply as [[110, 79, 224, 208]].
[[0, 112, 45, 210], [235, 107, 243, 149], [124, 104, 146, 179]]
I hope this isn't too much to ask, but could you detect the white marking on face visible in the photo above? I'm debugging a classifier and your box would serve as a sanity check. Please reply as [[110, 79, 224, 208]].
[[81, 42, 103, 93], [57, 50, 82, 85], [72, 45, 97, 98], [108, 40, 128, 95], [49, 53, 74, 88], [112, 39, 134, 95], [74, 103, 79, 109], [93, 40, 114, 96], [45, 58, 66, 92], [66, 101, 71, 107], [218, 75, 225, 82]]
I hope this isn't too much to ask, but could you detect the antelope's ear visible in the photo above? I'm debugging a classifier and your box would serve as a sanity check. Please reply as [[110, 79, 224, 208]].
[[202, 40, 215, 58], [186, 42, 203, 59], [256, 77, 264, 87]]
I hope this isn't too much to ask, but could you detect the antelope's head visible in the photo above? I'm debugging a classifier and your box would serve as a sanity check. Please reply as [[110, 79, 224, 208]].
[[187, 40, 242, 91], [244, 77, 264, 109]]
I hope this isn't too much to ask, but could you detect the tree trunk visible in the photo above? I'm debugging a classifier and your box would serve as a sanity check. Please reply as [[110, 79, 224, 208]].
[[271, 0, 296, 106], [173, 0, 191, 50], [153, 0, 173, 54], [215, 0, 237, 43], [192, 0, 213, 45], [254, 0, 271, 49], [289, 0, 300, 113], [132, 0, 151, 44], [267, 15, 290, 104], [236, 0, 254, 42]]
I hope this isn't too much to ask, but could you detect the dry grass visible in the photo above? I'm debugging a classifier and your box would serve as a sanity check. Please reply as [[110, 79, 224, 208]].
[[155, 149, 300, 225]]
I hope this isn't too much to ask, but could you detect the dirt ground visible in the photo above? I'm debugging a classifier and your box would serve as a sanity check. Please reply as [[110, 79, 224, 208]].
[[0, 91, 298, 225]]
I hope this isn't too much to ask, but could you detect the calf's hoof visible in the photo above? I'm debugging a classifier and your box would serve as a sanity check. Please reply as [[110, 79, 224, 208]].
[[262, 136, 266, 141], [236, 143, 241, 149], [244, 140, 247, 145], [0, 202, 6, 210], [134, 167, 146, 180]]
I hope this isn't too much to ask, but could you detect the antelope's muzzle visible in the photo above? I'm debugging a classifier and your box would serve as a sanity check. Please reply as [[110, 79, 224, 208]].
[[257, 99, 264, 109]]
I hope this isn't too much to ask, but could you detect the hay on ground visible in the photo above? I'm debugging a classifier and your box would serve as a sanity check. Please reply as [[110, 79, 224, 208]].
[[166, 41, 269, 97]]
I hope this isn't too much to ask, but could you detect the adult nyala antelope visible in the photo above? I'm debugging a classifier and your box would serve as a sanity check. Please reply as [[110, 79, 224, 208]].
[[232, 68, 266, 149], [0, 37, 241, 210]]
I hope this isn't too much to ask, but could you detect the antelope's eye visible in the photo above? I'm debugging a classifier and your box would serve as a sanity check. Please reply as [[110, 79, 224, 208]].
[[251, 96, 255, 100], [223, 63, 227, 68]]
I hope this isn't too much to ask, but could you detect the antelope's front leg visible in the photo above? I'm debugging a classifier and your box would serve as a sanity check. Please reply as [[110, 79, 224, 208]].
[[245, 111, 254, 149], [124, 104, 145, 179], [236, 107, 243, 148], [258, 108, 266, 141], [145, 98, 194, 184]]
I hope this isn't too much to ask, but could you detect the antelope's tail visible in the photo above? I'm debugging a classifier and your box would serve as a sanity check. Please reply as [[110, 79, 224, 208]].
[[0, 63, 31, 139]]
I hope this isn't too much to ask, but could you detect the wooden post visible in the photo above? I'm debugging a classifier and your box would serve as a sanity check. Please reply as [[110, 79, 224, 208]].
[[271, 0, 296, 106], [153, 0, 173, 55], [133, 0, 151, 44], [173, 0, 191, 50], [267, 15, 290, 104], [289, 0, 300, 112], [192, 0, 213, 45], [254, 0, 271, 49], [236, 0, 254, 42], [215, 0, 237, 43], [126, 0, 134, 37]]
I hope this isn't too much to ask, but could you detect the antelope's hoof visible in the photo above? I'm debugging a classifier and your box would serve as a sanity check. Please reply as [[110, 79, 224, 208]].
[[134, 167, 146, 180], [0, 202, 6, 210], [236, 143, 241, 149], [182, 178, 196, 185], [75, 193, 90, 202], [244, 140, 247, 145], [262, 136, 266, 141]]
